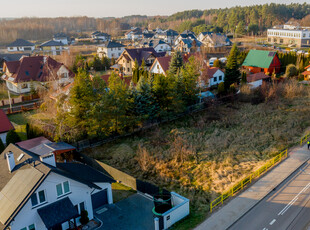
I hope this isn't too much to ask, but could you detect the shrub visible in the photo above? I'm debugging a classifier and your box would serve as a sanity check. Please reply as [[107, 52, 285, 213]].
[[217, 82, 225, 96], [285, 64, 298, 78], [6, 130, 21, 145], [79, 210, 89, 225]]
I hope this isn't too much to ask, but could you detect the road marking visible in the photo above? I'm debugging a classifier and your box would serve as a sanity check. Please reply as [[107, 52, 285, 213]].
[[263, 228, 269, 230], [269, 219, 276, 225], [278, 182, 310, 216]]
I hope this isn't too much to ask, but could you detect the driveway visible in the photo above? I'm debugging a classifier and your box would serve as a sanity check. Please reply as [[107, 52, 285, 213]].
[[94, 193, 155, 230]]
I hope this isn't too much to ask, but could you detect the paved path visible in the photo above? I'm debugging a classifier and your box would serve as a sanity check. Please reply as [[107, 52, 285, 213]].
[[230, 160, 310, 230], [195, 145, 310, 230]]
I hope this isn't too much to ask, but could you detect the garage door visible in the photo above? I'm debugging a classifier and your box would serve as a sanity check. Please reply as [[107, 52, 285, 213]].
[[91, 189, 108, 210]]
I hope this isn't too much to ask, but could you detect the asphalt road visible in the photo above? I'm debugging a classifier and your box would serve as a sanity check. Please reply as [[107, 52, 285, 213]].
[[229, 160, 310, 230]]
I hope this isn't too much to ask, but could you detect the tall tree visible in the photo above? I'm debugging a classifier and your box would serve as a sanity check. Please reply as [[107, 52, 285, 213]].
[[224, 44, 241, 90], [168, 51, 183, 76]]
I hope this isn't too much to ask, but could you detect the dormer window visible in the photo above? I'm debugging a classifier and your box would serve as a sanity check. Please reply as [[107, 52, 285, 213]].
[[31, 190, 46, 207]]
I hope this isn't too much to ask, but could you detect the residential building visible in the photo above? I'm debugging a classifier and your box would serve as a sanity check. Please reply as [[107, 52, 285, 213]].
[[7, 39, 35, 53], [97, 41, 125, 59], [0, 144, 115, 230], [91, 31, 111, 42], [246, 72, 271, 89], [2, 56, 74, 94], [150, 56, 172, 76], [201, 67, 225, 87], [0, 54, 29, 71], [53, 33, 69, 45], [175, 38, 202, 53], [198, 32, 231, 48], [0, 109, 14, 145], [302, 63, 310, 80], [40, 40, 66, 56], [116, 48, 165, 75], [242, 50, 281, 74], [156, 29, 179, 45], [125, 28, 143, 40], [174, 30, 197, 46], [139, 39, 171, 53], [267, 23, 310, 48]]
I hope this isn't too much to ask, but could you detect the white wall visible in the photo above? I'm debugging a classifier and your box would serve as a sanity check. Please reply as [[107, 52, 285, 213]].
[[162, 192, 190, 229], [9, 172, 112, 230], [208, 70, 225, 87], [248, 79, 263, 89], [150, 61, 165, 76], [154, 44, 171, 53]]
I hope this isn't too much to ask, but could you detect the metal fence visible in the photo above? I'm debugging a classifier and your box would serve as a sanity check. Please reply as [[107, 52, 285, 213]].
[[210, 149, 288, 213], [300, 133, 310, 146]]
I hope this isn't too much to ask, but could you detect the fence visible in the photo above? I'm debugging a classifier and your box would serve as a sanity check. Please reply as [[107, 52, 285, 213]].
[[300, 133, 310, 146], [3, 102, 41, 115], [1, 94, 39, 107], [210, 149, 288, 213]]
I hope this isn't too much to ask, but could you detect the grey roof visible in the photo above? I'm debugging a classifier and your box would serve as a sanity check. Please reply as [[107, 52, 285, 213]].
[[158, 29, 179, 37], [53, 32, 68, 39], [106, 41, 125, 48], [7, 39, 35, 47], [44, 142, 76, 151], [121, 48, 165, 66], [181, 30, 195, 35], [0, 53, 28, 62], [38, 197, 79, 229], [179, 33, 197, 40], [40, 40, 64, 47]]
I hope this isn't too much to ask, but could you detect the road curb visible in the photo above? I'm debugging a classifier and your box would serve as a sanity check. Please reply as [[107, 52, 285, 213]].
[[226, 156, 310, 230]]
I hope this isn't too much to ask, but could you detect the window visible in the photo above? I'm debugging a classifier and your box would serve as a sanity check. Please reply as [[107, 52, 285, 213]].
[[21, 83, 28, 89], [75, 201, 86, 214], [61, 73, 68, 78], [219, 75, 222, 81], [118, 47, 121, 50], [213, 77, 217, 82], [31, 190, 46, 207], [20, 225, 35, 230], [56, 181, 70, 197]]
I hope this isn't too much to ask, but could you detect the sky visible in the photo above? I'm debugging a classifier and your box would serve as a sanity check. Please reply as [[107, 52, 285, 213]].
[[1, 0, 308, 18]]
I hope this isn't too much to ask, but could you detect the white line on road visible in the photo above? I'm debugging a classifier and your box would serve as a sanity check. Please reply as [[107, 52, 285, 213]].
[[269, 219, 276, 225], [263, 228, 269, 230], [278, 182, 310, 216]]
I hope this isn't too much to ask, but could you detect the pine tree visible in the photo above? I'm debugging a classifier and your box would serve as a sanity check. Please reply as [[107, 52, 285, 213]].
[[168, 51, 183, 76], [6, 130, 21, 145], [224, 44, 241, 91], [132, 59, 140, 84], [213, 59, 221, 68], [241, 71, 247, 84]]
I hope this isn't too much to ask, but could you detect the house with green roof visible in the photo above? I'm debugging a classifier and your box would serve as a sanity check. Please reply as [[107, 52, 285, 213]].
[[242, 50, 281, 74]]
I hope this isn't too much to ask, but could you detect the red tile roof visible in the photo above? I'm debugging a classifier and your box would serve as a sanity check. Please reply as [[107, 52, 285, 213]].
[[156, 56, 172, 74], [203, 67, 221, 79], [0, 109, 14, 134], [305, 65, 310, 70], [3, 56, 74, 83], [247, 72, 271, 83], [302, 71, 310, 76]]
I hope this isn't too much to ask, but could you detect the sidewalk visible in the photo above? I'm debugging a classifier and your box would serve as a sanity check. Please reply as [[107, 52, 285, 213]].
[[195, 145, 310, 230]]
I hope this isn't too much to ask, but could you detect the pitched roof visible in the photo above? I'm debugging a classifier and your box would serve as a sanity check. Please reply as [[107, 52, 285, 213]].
[[181, 30, 195, 35], [37, 197, 79, 229], [16, 137, 51, 150], [0, 53, 27, 62], [242, 50, 278, 69], [40, 40, 64, 47], [204, 67, 222, 78], [153, 56, 172, 74], [7, 39, 34, 47], [121, 48, 164, 65], [106, 41, 125, 48], [302, 71, 310, 76], [0, 109, 14, 134], [0, 144, 115, 228], [3, 56, 74, 83], [53, 32, 68, 38], [247, 72, 271, 82]]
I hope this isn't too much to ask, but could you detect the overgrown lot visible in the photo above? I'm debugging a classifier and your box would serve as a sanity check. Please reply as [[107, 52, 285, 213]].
[[84, 81, 310, 229]]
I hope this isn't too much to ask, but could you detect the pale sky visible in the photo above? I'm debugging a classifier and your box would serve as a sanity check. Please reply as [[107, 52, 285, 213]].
[[1, 0, 307, 18]]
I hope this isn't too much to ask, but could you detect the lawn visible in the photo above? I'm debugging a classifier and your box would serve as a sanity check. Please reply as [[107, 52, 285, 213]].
[[84, 81, 310, 229], [111, 183, 136, 203], [8, 111, 36, 140]]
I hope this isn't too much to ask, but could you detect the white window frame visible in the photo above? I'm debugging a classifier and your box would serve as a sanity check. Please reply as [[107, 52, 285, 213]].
[[31, 190, 47, 208], [56, 181, 71, 198]]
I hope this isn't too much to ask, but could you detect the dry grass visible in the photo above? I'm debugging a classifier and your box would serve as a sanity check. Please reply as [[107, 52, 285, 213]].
[[85, 80, 310, 229]]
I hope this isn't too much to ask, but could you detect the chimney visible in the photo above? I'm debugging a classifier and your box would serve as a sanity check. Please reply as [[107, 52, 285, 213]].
[[40, 152, 56, 167], [6, 151, 15, 172]]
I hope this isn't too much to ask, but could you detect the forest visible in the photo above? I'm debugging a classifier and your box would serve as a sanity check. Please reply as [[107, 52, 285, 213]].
[[0, 3, 309, 45]]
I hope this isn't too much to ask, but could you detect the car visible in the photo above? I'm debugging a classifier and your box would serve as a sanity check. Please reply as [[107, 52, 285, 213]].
[[209, 57, 218, 67], [219, 57, 227, 63]]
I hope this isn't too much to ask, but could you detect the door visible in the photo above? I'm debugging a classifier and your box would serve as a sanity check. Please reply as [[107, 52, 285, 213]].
[[91, 189, 108, 210]]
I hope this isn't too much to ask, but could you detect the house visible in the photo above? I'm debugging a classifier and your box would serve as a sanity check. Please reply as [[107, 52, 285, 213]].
[[242, 50, 281, 74], [53, 33, 69, 45], [91, 31, 111, 42], [246, 72, 271, 88], [16, 137, 76, 162], [125, 28, 143, 40], [0, 144, 115, 230], [40, 40, 66, 56], [175, 38, 202, 53], [116, 48, 165, 75], [139, 39, 171, 53], [100, 74, 133, 87], [97, 41, 125, 59], [150, 56, 172, 76], [7, 39, 35, 53], [198, 32, 231, 48], [302, 63, 310, 80], [156, 29, 179, 45], [2, 56, 74, 94], [267, 22, 310, 48], [174, 30, 197, 46], [0, 109, 14, 145], [0, 53, 29, 71], [201, 67, 225, 87]]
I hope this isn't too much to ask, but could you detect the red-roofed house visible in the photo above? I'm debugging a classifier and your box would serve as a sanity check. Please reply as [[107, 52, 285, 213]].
[[0, 109, 14, 144], [201, 67, 225, 88], [150, 56, 172, 76], [302, 64, 310, 81], [2, 56, 74, 94]]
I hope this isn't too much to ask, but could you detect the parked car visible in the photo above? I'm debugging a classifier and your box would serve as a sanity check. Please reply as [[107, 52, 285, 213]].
[[219, 57, 227, 63], [209, 57, 218, 67]]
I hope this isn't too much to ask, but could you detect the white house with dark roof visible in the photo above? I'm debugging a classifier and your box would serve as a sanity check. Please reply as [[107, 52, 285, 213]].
[[97, 41, 125, 59], [91, 31, 111, 42], [40, 40, 67, 56], [0, 144, 115, 230], [53, 33, 69, 45], [7, 39, 35, 53]]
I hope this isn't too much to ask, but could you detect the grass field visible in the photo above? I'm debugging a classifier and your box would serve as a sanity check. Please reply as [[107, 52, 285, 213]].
[[84, 81, 310, 229], [8, 111, 35, 140]]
